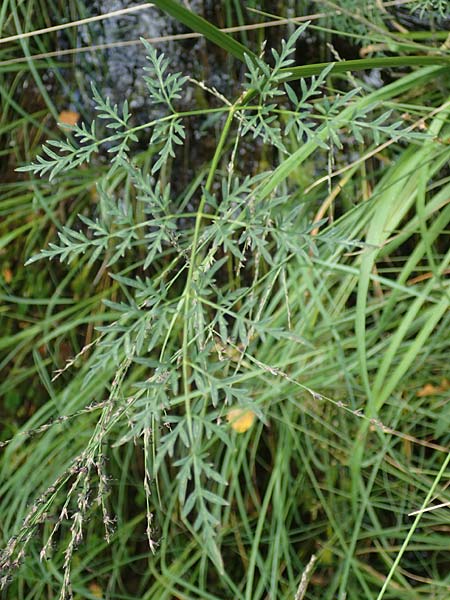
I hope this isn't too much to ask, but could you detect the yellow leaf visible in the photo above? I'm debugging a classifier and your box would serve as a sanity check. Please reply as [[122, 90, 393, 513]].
[[58, 110, 80, 127], [88, 582, 103, 598], [227, 408, 256, 433], [2, 268, 12, 283], [417, 379, 450, 397]]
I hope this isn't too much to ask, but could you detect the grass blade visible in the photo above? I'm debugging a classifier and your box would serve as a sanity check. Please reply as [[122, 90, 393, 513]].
[[151, 0, 255, 62]]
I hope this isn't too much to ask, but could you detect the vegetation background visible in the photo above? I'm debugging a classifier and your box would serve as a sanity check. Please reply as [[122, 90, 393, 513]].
[[0, 1, 449, 599]]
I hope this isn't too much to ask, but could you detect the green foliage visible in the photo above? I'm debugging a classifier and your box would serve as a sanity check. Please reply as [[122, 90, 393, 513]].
[[315, 0, 450, 46], [410, 0, 450, 18]]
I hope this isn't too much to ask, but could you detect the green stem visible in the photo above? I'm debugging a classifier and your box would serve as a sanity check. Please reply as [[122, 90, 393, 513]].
[[181, 104, 237, 441]]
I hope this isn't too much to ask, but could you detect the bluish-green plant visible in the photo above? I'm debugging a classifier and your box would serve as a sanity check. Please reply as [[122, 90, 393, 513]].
[[1, 24, 438, 599]]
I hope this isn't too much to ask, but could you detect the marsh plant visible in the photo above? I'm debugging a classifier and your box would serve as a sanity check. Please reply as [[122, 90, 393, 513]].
[[1, 22, 449, 600]]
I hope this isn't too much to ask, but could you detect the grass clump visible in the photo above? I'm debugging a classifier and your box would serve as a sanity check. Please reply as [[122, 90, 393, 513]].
[[1, 3, 450, 599]]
